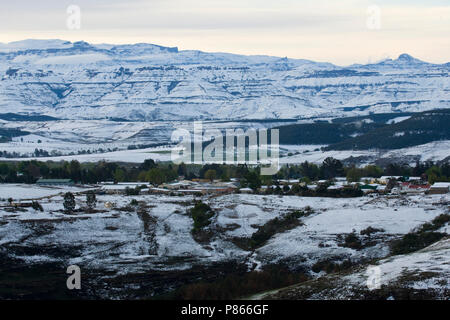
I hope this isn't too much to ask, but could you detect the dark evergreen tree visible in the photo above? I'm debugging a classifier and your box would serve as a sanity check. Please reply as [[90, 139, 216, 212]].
[[63, 192, 76, 213]]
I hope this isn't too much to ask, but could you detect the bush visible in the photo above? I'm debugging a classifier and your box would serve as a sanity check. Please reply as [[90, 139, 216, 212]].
[[360, 226, 384, 236], [418, 214, 450, 233], [189, 201, 215, 232], [125, 186, 140, 196], [391, 232, 446, 255], [63, 192, 75, 212], [391, 214, 449, 255], [31, 201, 43, 212], [312, 259, 353, 274], [250, 210, 305, 249], [340, 232, 362, 250], [86, 191, 96, 210]]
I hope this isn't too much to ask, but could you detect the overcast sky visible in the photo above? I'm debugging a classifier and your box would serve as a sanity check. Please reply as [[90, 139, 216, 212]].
[[1, 0, 449, 65]]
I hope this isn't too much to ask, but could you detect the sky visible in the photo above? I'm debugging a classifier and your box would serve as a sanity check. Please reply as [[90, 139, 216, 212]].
[[0, 0, 449, 65]]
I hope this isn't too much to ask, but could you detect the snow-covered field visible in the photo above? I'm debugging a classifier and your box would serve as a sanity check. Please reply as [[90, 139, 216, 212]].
[[0, 119, 286, 160], [1, 188, 448, 272], [0, 184, 448, 298], [280, 140, 450, 165], [0, 184, 95, 200], [1, 138, 449, 165]]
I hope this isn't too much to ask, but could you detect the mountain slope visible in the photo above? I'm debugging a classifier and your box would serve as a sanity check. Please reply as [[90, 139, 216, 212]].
[[0, 40, 449, 121], [325, 109, 450, 150]]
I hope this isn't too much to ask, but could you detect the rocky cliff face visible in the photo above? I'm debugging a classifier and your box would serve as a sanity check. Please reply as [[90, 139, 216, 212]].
[[0, 40, 449, 121]]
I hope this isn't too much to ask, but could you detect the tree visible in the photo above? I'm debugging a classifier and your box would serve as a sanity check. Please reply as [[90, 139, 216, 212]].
[[31, 201, 43, 212], [426, 166, 442, 184], [146, 168, 165, 185], [244, 171, 261, 190], [260, 174, 272, 186], [299, 161, 319, 180], [220, 171, 230, 182], [204, 169, 217, 182], [86, 191, 96, 210], [63, 192, 76, 213], [291, 183, 300, 194], [25, 162, 41, 182], [69, 160, 81, 182], [364, 165, 383, 178], [346, 167, 363, 183], [140, 159, 157, 171], [113, 168, 126, 182], [177, 162, 187, 176], [321, 157, 344, 179]]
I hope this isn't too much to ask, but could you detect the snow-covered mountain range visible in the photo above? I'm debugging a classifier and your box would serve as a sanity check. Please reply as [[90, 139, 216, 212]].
[[0, 39, 449, 121]]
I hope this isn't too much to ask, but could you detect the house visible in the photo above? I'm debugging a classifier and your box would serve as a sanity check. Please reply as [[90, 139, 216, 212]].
[[407, 176, 422, 183], [36, 178, 74, 186], [160, 181, 194, 190], [239, 187, 253, 194], [429, 182, 450, 194], [359, 184, 378, 193], [379, 176, 401, 184], [400, 182, 430, 193], [360, 177, 376, 184], [278, 179, 300, 185], [148, 187, 172, 195], [327, 185, 343, 191], [101, 183, 143, 194]]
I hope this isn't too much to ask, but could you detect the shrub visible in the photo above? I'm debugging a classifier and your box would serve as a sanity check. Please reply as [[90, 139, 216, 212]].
[[63, 192, 75, 213], [340, 232, 362, 250], [390, 214, 449, 255], [391, 232, 446, 255], [86, 191, 96, 210], [360, 226, 384, 236], [250, 210, 305, 249], [418, 214, 450, 233], [312, 259, 353, 274], [125, 186, 140, 196], [31, 201, 43, 212], [189, 201, 215, 232]]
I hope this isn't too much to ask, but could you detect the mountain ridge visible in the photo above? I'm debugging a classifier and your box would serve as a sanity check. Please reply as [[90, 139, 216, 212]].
[[0, 39, 449, 121]]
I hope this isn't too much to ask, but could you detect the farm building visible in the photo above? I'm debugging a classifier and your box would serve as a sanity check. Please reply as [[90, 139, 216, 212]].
[[36, 179, 74, 186], [429, 182, 450, 194]]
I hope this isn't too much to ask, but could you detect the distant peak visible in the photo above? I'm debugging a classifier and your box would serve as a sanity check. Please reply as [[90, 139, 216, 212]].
[[73, 40, 92, 48], [395, 53, 428, 64], [397, 53, 414, 61]]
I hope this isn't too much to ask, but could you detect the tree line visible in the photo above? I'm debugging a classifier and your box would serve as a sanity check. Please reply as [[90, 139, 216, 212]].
[[0, 157, 449, 186]]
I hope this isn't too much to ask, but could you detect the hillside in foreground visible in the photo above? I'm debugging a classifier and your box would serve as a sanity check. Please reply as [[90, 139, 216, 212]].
[[252, 238, 450, 300]]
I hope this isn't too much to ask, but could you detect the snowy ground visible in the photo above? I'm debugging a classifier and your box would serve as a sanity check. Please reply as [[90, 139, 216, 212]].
[[279, 140, 450, 165], [0, 184, 95, 200], [1, 140, 449, 165], [0, 187, 448, 277], [0, 119, 285, 159], [254, 238, 449, 300]]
